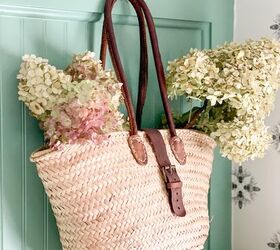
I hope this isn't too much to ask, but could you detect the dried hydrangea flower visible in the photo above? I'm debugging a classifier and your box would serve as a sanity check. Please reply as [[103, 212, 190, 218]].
[[211, 119, 271, 163], [18, 52, 125, 147], [42, 97, 124, 147], [18, 54, 72, 120], [65, 51, 101, 81], [166, 38, 280, 163]]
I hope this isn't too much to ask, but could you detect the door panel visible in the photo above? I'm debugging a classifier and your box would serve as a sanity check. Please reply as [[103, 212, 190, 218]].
[[0, 1, 233, 249]]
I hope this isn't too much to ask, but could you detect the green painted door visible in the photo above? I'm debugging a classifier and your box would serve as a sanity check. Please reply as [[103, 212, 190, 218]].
[[0, 0, 233, 249]]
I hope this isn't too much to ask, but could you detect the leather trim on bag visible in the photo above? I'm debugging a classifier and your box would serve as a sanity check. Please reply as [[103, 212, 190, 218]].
[[170, 136, 186, 165], [128, 135, 148, 165]]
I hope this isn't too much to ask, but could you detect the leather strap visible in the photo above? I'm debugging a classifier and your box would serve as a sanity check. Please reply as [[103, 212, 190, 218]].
[[103, 0, 187, 165], [145, 129, 186, 217], [103, 0, 140, 136], [101, 1, 205, 130], [103, 0, 178, 137], [100, 0, 148, 129], [102, 0, 149, 164], [135, 0, 177, 137]]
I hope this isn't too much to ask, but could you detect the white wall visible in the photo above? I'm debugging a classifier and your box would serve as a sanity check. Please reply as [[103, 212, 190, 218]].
[[233, 1, 280, 250]]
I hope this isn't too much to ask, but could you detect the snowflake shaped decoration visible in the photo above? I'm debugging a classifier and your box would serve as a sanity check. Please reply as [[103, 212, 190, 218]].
[[270, 15, 280, 40], [267, 231, 280, 249], [232, 165, 261, 209], [272, 123, 280, 152]]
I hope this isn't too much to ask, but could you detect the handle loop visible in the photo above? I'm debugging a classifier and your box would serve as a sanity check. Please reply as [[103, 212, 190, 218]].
[[100, 0, 148, 129], [101, 1, 207, 130], [104, 0, 177, 136], [102, 0, 186, 164]]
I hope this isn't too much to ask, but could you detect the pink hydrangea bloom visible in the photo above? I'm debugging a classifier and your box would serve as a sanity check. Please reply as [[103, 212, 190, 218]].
[[42, 97, 124, 148]]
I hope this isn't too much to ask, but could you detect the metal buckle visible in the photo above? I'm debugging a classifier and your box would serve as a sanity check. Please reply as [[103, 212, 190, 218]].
[[162, 165, 176, 182]]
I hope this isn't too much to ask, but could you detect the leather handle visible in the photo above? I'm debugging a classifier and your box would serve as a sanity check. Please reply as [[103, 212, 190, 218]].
[[103, 0, 141, 136], [132, 0, 206, 130], [103, 0, 187, 165], [100, 0, 148, 129], [104, 0, 177, 137], [101, 0, 150, 165], [133, 0, 177, 137], [123, 0, 187, 165]]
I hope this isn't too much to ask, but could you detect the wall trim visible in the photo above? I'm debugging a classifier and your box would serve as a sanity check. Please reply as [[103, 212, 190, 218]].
[[0, 4, 101, 22]]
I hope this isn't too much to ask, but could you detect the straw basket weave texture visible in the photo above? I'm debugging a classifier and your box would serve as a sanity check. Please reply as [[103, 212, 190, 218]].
[[31, 129, 215, 250]]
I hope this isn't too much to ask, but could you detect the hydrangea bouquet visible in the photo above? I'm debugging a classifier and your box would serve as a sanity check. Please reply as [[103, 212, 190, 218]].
[[165, 38, 280, 163], [18, 52, 125, 148]]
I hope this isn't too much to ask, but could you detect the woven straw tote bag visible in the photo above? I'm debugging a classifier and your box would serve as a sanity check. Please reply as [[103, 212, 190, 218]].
[[31, 0, 216, 249]]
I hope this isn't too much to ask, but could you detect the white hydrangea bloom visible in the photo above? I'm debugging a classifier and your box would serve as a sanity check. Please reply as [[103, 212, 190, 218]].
[[166, 38, 280, 163], [17, 54, 72, 120]]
